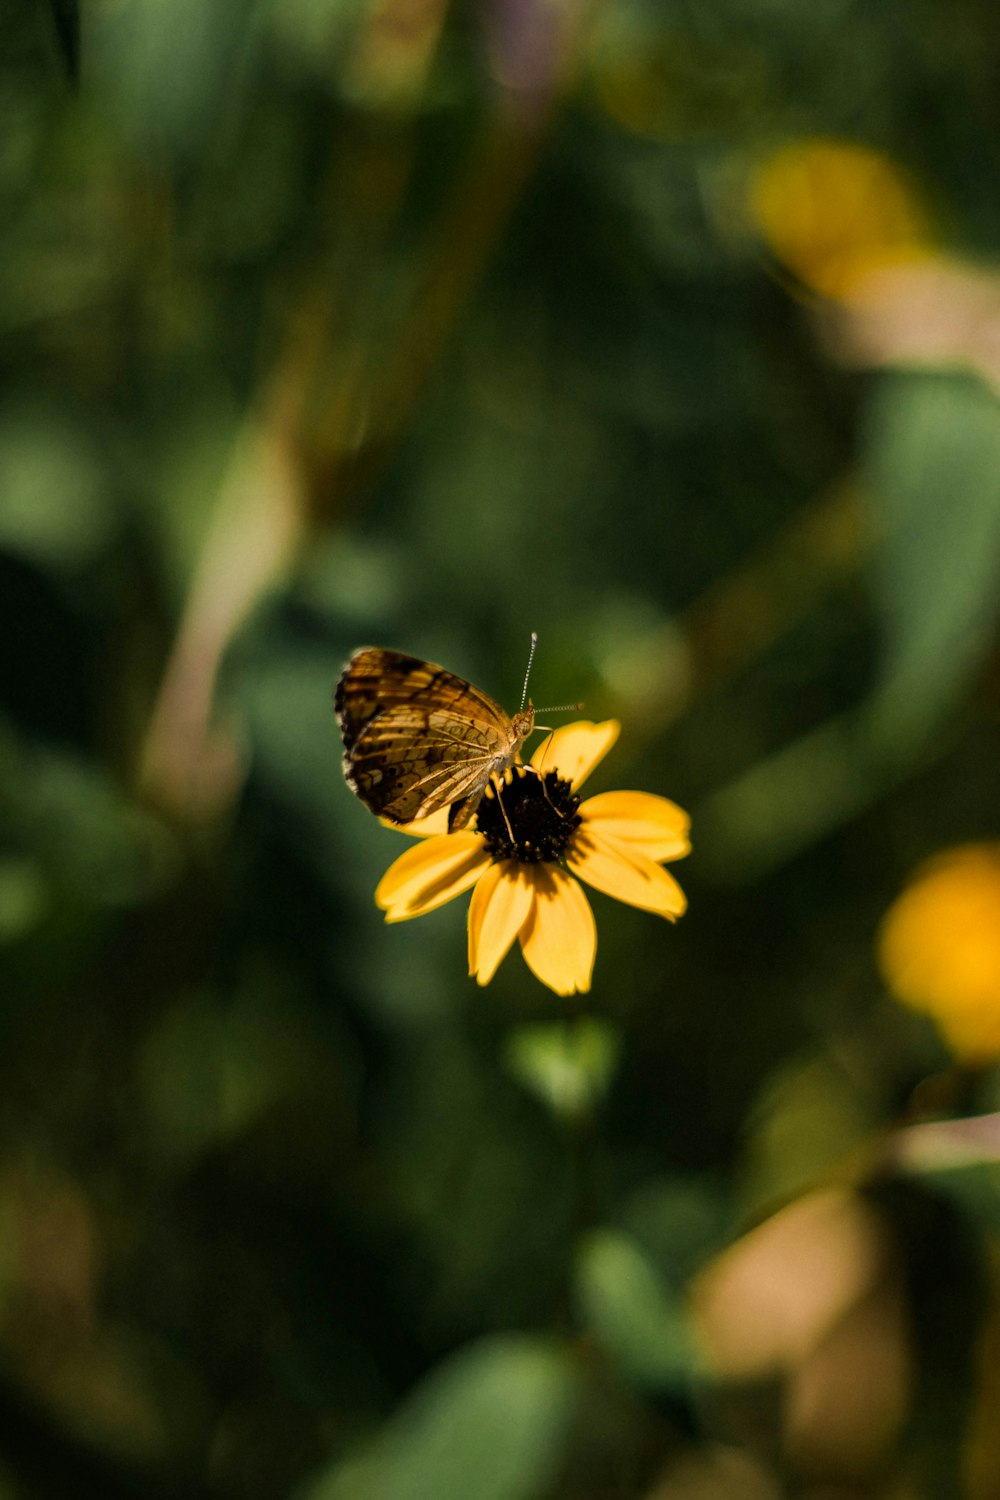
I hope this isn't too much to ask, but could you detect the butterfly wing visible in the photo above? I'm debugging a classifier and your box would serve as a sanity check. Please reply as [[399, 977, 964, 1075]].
[[335, 649, 509, 751], [335, 649, 516, 824]]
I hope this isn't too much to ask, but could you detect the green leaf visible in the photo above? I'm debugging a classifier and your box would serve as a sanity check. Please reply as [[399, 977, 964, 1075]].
[[0, 855, 48, 943], [618, 1177, 729, 1286], [0, 400, 112, 572], [504, 1019, 622, 1120], [88, 0, 253, 156], [694, 372, 1000, 879], [736, 1050, 877, 1219], [307, 1336, 578, 1500], [574, 1229, 695, 1391], [267, 0, 364, 68], [865, 369, 1000, 746]]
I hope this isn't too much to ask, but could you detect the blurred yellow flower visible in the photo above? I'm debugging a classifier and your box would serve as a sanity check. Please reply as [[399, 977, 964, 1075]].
[[878, 844, 1000, 1062], [374, 721, 689, 996], [750, 139, 932, 301]]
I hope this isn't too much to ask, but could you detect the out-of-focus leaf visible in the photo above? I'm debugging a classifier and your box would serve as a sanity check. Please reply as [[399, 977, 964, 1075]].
[[864, 370, 1000, 746], [695, 371, 1000, 880], [0, 400, 113, 571], [618, 1176, 730, 1285], [306, 1335, 578, 1500], [88, 0, 253, 156], [588, 8, 773, 143], [270, 0, 446, 110], [504, 1019, 622, 1120], [267, 0, 367, 79], [736, 1051, 877, 1220], [0, 211, 124, 338], [0, 854, 48, 942], [574, 1229, 695, 1391], [586, 594, 689, 719]]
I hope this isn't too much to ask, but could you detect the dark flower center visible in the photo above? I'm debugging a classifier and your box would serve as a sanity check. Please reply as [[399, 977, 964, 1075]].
[[475, 765, 581, 863]]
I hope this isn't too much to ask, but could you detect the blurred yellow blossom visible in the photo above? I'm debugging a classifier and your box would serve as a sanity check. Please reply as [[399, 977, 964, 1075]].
[[878, 844, 1000, 1063], [750, 139, 932, 301]]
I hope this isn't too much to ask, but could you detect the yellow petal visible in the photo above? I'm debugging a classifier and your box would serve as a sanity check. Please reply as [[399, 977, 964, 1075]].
[[568, 828, 687, 919], [380, 807, 452, 838], [518, 866, 596, 996], [375, 833, 490, 921], [579, 791, 691, 863], [467, 861, 535, 986], [530, 720, 620, 790], [878, 844, 1000, 1063]]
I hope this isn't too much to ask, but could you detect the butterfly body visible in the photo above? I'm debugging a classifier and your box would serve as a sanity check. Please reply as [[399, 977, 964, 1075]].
[[335, 648, 534, 830]]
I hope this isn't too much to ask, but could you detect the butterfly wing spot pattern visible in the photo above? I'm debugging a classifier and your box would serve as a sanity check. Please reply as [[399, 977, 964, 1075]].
[[335, 648, 535, 831]]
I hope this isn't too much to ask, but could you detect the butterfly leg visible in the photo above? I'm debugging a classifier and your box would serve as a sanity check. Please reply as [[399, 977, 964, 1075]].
[[538, 773, 568, 821], [530, 739, 568, 820], [494, 776, 517, 845], [448, 789, 485, 832]]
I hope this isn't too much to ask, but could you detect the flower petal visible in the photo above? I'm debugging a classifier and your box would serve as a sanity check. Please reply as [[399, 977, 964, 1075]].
[[579, 791, 691, 863], [568, 828, 687, 919], [375, 833, 490, 921], [530, 720, 620, 790], [468, 861, 535, 986], [518, 866, 596, 996], [380, 807, 452, 838]]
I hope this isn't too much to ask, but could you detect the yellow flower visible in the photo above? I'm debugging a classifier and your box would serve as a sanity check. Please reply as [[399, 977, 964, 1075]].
[[374, 721, 690, 996], [750, 139, 932, 302], [878, 844, 1000, 1063]]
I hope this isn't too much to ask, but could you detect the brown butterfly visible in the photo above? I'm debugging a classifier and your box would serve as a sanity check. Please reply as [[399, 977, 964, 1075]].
[[335, 638, 566, 832]]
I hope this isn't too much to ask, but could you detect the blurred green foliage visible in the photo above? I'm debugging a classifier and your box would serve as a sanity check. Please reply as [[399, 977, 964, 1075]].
[[3, 0, 1000, 1496]]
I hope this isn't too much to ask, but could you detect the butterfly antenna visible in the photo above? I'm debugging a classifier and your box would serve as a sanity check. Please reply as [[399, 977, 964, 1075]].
[[534, 702, 584, 717], [532, 690, 585, 788], [519, 631, 539, 713]]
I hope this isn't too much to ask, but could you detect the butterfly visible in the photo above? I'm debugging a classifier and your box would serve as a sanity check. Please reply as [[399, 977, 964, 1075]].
[[335, 645, 540, 832]]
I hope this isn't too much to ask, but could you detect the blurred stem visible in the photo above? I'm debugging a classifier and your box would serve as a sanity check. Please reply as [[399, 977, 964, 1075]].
[[558, 1099, 602, 1339], [567, 1101, 601, 1239], [138, 392, 302, 819], [789, 1065, 986, 1204]]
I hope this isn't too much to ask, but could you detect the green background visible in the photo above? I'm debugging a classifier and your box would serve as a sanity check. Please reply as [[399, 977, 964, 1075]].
[[2, 1, 1000, 1495]]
